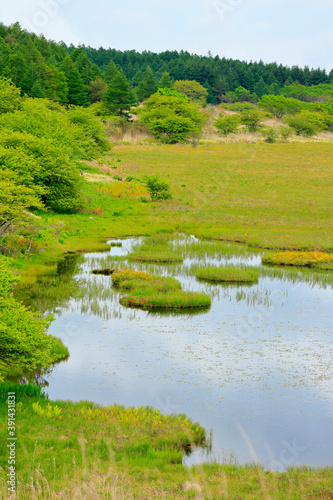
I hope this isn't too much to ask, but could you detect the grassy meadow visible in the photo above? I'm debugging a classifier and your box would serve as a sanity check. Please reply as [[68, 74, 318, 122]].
[[14, 141, 333, 287]]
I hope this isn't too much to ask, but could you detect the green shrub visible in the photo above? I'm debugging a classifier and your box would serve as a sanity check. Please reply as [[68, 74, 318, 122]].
[[0, 77, 22, 114], [144, 175, 172, 200], [240, 110, 264, 132], [0, 257, 69, 378], [260, 127, 278, 143], [214, 114, 240, 136], [222, 102, 257, 112], [279, 125, 293, 141], [258, 95, 303, 118], [138, 93, 206, 143], [285, 111, 326, 136]]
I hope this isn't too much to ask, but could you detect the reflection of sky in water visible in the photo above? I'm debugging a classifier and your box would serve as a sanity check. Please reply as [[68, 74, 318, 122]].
[[45, 236, 333, 471]]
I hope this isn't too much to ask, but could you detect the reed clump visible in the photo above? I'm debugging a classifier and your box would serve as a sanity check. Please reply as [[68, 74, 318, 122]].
[[111, 269, 211, 310], [262, 251, 333, 270], [128, 236, 184, 263], [196, 266, 260, 283]]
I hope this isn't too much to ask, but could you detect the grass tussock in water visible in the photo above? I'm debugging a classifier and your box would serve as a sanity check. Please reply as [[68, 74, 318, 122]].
[[128, 236, 184, 263], [111, 269, 211, 310], [129, 253, 183, 263], [196, 266, 260, 283], [262, 251, 333, 270]]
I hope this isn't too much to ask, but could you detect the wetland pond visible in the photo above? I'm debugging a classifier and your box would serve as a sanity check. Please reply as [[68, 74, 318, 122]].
[[21, 235, 333, 471]]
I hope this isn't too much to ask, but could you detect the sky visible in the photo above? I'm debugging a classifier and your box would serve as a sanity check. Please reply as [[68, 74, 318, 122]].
[[1, 0, 333, 71]]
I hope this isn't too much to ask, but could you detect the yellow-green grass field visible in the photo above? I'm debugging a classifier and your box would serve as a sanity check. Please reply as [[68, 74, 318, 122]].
[[13, 142, 333, 286]]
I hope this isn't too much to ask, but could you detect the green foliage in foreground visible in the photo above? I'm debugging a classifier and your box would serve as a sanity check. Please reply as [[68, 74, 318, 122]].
[[196, 266, 260, 283], [1, 384, 332, 498], [0, 79, 111, 252], [0, 258, 69, 378], [0, 384, 206, 492], [111, 269, 211, 310]]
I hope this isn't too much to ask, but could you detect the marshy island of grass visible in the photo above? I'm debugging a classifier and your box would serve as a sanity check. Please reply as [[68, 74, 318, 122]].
[[262, 251, 333, 270], [110, 269, 211, 310], [196, 266, 260, 283], [128, 236, 184, 263]]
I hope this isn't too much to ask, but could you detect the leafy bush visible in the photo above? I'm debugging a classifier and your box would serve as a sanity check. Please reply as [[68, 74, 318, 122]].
[[214, 114, 240, 135], [240, 110, 264, 132], [0, 97, 110, 212], [258, 95, 303, 118], [221, 102, 257, 112], [0, 257, 69, 378], [260, 127, 278, 143], [279, 125, 293, 141], [0, 77, 22, 114], [174, 80, 208, 106], [284, 111, 326, 136], [138, 93, 206, 143], [144, 175, 172, 200]]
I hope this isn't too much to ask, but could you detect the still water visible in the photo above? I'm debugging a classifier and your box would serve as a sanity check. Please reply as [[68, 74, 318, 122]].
[[35, 236, 333, 471]]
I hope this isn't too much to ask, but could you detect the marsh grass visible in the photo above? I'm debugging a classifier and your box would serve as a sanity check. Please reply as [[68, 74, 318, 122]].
[[1, 386, 332, 499], [128, 236, 184, 263], [262, 251, 333, 270], [196, 266, 260, 283], [129, 253, 183, 263], [111, 269, 211, 310], [0, 383, 206, 495]]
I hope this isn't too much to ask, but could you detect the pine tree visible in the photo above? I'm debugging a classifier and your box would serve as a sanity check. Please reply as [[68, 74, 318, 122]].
[[105, 71, 136, 117], [61, 56, 88, 106], [104, 61, 119, 84], [88, 76, 107, 103], [137, 67, 158, 101], [254, 77, 268, 98], [159, 72, 173, 89]]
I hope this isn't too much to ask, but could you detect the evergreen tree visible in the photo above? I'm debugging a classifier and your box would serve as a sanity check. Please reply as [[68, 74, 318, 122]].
[[137, 67, 158, 101], [159, 71, 174, 89], [104, 61, 119, 84], [61, 56, 88, 106], [254, 77, 268, 98], [105, 71, 137, 117], [88, 76, 107, 103]]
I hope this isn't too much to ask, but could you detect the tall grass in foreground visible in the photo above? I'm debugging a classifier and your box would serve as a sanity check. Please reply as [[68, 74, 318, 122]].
[[0, 385, 332, 500]]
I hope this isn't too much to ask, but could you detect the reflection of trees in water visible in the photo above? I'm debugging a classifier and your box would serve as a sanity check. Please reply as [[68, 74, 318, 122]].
[[8, 361, 66, 388], [14, 254, 83, 314]]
